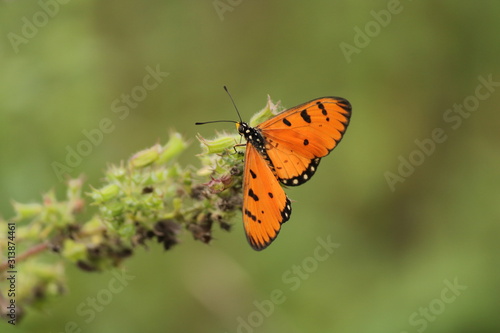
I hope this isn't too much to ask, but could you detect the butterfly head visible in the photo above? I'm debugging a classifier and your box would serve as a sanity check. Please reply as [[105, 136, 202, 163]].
[[236, 121, 249, 136]]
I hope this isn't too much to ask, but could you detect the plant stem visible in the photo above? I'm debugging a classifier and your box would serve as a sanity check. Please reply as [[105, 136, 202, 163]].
[[0, 242, 49, 273]]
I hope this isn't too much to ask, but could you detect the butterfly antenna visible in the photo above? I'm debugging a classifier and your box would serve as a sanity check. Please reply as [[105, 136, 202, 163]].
[[195, 120, 236, 125], [224, 86, 243, 124], [195, 86, 244, 126]]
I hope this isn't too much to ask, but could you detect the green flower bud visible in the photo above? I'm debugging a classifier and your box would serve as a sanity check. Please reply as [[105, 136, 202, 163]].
[[101, 201, 125, 218], [117, 223, 135, 238], [62, 239, 87, 262], [129, 144, 161, 169], [89, 184, 121, 203], [66, 176, 84, 201], [107, 164, 127, 182], [197, 134, 238, 154], [142, 193, 164, 211], [204, 177, 230, 194], [40, 204, 70, 227], [167, 164, 180, 178], [156, 133, 188, 165], [18, 223, 42, 240], [12, 201, 43, 220], [249, 96, 281, 127], [46, 280, 65, 297], [81, 216, 105, 234], [152, 169, 168, 183]]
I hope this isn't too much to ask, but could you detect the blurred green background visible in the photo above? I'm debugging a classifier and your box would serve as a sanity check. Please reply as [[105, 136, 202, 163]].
[[1, 1, 499, 332]]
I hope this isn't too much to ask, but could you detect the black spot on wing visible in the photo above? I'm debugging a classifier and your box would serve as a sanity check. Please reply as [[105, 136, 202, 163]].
[[317, 101, 328, 115], [249, 169, 257, 179], [248, 189, 259, 201], [282, 118, 292, 126], [244, 208, 257, 222], [300, 109, 311, 123], [247, 196, 292, 251]]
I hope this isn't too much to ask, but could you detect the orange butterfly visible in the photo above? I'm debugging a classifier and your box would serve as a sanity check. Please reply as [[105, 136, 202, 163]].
[[198, 89, 351, 250]]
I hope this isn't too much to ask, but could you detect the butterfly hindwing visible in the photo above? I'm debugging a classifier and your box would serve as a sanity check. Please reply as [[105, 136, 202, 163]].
[[257, 97, 351, 186], [242, 143, 291, 250]]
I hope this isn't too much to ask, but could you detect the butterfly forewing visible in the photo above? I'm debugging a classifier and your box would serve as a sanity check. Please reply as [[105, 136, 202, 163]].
[[242, 143, 291, 250], [257, 97, 351, 186]]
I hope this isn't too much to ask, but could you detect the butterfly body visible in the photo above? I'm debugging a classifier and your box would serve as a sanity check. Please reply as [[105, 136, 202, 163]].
[[236, 96, 352, 250]]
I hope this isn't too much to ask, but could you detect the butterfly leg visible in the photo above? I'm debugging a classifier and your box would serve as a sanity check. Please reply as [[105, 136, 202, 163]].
[[232, 143, 246, 155]]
